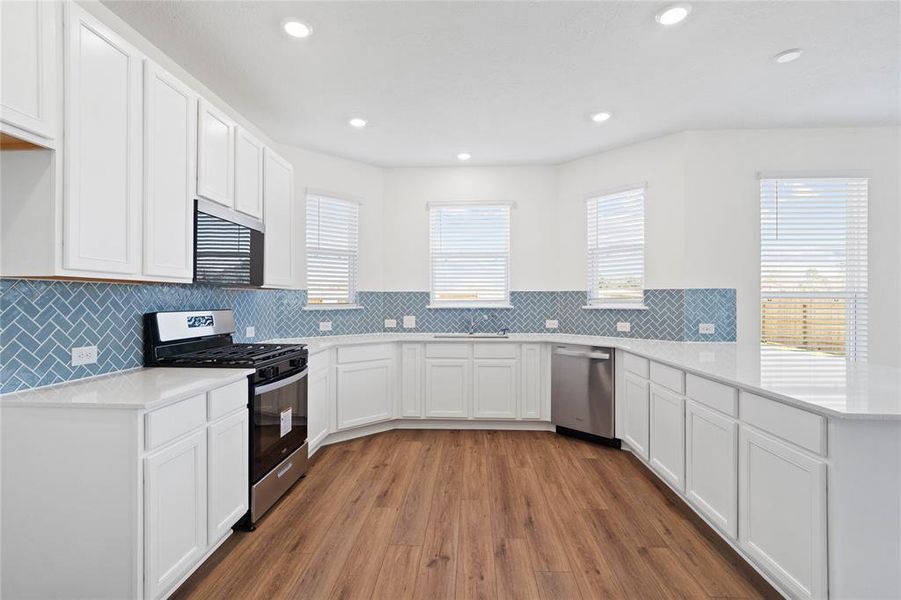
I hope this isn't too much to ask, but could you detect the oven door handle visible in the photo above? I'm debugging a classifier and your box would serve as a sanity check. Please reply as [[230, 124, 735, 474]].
[[254, 368, 308, 395]]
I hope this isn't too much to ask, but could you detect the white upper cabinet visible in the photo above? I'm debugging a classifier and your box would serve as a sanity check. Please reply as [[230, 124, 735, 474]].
[[196, 98, 235, 207], [263, 148, 295, 288], [142, 60, 196, 281], [63, 3, 143, 275], [234, 127, 264, 218], [1, 0, 58, 144]]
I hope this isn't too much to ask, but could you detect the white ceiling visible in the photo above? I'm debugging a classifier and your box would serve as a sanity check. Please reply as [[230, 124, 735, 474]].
[[104, 1, 900, 167]]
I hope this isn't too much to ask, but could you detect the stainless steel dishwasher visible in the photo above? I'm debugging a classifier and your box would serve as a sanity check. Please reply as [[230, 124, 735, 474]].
[[551, 345, 620, 447]]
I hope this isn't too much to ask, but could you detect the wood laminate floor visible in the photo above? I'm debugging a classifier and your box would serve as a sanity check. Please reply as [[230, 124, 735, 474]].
[[173, 430, 776, 599]]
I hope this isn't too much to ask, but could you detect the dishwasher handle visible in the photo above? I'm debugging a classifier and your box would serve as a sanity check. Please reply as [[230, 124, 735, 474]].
[[553, 348, 611, 360]]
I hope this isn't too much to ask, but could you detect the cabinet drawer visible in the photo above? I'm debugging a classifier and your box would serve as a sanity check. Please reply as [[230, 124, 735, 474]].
[[337, 343, 393, 364], [650, 362, 685, 394], [622, 353, 649, 378], [146, 394, 206, 450], [473, 343, 518, 359], [426, 343, 470, 359], [741, 392, 826, 456], [208, 379, 248, 421], [686, 374, 738, 417]]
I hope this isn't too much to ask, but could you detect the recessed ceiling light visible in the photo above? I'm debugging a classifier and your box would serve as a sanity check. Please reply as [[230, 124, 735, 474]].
[[774, 48, 803, 64], [457, 152, 471, 161], [590, 111, 612, 123], [282, 19, 312, 39], [655, 3, 691, 26], [348, 118, 367, 128]]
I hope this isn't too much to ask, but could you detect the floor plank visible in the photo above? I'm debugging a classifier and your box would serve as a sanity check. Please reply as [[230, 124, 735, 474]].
[[172, 430, 772, 600]]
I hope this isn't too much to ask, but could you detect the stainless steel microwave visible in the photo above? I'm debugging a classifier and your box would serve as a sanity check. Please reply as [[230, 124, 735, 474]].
[[194, 199, 265, 287]]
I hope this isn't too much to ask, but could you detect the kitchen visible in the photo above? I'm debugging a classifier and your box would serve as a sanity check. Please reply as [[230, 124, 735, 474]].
[[1, 1, 899, 599]]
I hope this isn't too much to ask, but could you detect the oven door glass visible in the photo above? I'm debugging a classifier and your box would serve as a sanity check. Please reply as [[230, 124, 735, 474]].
[[252, 370, 308, 482]]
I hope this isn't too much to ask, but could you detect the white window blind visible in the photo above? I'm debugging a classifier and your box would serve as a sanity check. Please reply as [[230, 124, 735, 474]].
[[587, 187, 645, 306], [429, 204, 510, 306], [305, 193, 359, 305], [760, 177, 868, 360]]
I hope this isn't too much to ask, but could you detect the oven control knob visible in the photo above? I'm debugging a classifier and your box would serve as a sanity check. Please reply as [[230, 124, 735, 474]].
[[258, 367, 275, 381]]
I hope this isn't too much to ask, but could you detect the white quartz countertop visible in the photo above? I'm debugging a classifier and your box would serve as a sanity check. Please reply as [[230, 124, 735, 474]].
[[269, 333, 901, 420], [0, 367, 254, 410]]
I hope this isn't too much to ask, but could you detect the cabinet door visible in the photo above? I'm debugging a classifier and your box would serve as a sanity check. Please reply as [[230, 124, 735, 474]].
[[621, 372, 650, 460], [144, 430, 207, 600], [196, 99, 234, 206], [143, 60, 196, 281], [336, 360, 392, 430], [649, 384, 685, 491], [234, 128, 263, 218], [473, 359, 517, 418], [1, 0, 57, 141], [519, 344, 542, 419], [207, 410, 248, 545], [685, 400, 738, 538], [425, 359, 470, 418], [308, 366, 331, 449], [739, 426, 827, 600], [401, 344, 423, 417], [63, 4, 142, 275], [263, 148, 295, 287]]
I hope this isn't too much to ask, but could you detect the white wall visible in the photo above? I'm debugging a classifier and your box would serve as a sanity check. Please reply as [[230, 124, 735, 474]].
[[275, 144, 385, 291], [682, 127, 901, 367], [381, 166, 558, 291]]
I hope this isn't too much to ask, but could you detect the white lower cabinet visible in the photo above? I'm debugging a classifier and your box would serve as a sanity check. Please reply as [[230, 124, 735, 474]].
[[519, 343, 543, 419], [739, 426, 827, 600], [207, 410, 249, 545], [144, 429, 208, 600], [336, 360, 393, 429], [308, 364, 331, 449], [649, 384, 685, 491], [401, 344, 423, 417], [425, 358, 470, 418], [685, 400, 738, 538], [473, 359, 518, 418], [622, 372, 650, 460]]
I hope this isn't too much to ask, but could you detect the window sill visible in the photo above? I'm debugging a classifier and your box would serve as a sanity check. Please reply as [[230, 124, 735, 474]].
[[302, 304, 364, 311], [582, 303, 649, 311], [427, 304, 515, 310]]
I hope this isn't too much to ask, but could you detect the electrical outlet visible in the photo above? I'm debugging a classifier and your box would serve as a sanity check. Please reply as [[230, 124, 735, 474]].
[[384, 319, 397, 329], [545, 319, 559, 329], [616, 322, 631, 333], [403, 315, 416, 329], [319, 321, 332, 332], [245, 326, 256, 338], [71, 346, 97, 366], [699, 323, 716, 335]]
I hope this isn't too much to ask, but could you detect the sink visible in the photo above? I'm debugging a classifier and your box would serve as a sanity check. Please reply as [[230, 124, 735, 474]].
[[432, 333, 509, 339]]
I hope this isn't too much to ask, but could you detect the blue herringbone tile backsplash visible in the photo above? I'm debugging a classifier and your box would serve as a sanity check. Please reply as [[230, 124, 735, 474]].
[[0, 279, 735, 393]]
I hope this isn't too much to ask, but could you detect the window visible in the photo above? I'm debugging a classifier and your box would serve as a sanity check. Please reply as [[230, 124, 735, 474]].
[[305, 192, 359, 306], [429, 204, 511, 306], [760, 177, 868, 360], [586, 187, 645, 307]]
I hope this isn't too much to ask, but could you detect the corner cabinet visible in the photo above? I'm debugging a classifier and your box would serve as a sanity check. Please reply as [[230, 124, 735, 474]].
[[263, 148, 295, 288], [63, 3, 143, 274], [0, 0, 58, 145], [196, 99, 235, 207], [142, 61, 196, 281]]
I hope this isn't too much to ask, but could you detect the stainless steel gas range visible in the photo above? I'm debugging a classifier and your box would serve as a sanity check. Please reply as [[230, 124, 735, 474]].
[[144, 309, 308, 528]]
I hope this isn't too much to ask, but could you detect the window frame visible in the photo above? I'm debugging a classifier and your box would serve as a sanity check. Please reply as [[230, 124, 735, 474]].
[[428, 202, 513, 309], [304, 191, 361, 309], [584, 186, 647, 310]]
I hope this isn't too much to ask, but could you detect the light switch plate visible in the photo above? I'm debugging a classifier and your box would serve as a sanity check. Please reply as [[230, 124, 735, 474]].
[[403, 315, 416, 329], [245, 326, 255, 338], [545, 319, 559, 329], [699, 323, 716, 335], [71, 346, 97, 366], [616, 322, 631, 333], [384, 319, 397, 328], [319, 321, 332, 332]]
